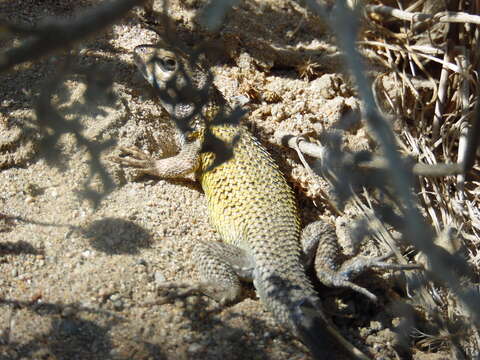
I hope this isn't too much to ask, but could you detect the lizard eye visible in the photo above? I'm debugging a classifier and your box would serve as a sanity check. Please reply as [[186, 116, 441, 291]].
[[160, 57, 177, 72]]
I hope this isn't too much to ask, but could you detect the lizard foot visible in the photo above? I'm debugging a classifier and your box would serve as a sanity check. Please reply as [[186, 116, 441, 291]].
[[110, 141, 200, 179], [301, 220, 421, 301], [110, 146, 160, 176]]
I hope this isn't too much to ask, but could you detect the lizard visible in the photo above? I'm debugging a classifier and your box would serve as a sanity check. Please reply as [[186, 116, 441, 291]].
[[112, 42, 416, 359]]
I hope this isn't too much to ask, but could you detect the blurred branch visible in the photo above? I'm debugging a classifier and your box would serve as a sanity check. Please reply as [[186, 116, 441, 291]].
[[432, 44, 451, 142], [456, 52, 471, 201], [35, 59, 117, 207], [277, 133, 342, 216], [0, 0, 147, 73], [365, 5, 480, 25], [275, 134, 464, 178], [464, 94, 480, 174], [199, 0, 239, 31]]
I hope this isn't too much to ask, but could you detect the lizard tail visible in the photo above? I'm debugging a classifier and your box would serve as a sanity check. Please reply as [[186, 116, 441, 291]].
[[292, 297, 371, 360], [254, 274, 370, 360]]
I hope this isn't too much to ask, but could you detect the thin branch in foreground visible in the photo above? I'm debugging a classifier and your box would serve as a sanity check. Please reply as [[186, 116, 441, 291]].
[[432, 43, 451, 141], [365, 5, 480, 25], [34, 59, 117, 208], [275, 133, 465, 178], [463, 91, 480, 175]]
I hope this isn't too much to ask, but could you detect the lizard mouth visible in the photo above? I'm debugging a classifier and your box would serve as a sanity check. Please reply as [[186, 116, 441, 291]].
[[133, 45, 156, 85]]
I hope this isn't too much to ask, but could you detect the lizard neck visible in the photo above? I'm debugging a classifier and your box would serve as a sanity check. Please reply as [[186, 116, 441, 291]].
[[202, 85, 231, 125]]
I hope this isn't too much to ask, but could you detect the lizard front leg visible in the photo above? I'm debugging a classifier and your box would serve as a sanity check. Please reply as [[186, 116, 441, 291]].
[[301, 220, 420, 301], [111, 139, 202, 179]]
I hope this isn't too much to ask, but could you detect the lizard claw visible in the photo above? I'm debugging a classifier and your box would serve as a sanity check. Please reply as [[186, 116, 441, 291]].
[[118, 146, 153, 160], [110, 146, 159, 176], [337, 251, 422, 281], [318, 272, 379, 302]]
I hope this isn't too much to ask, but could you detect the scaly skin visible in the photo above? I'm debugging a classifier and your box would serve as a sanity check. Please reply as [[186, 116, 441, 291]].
[[115, 43, 371, 360], [200, 123, 308, 323]]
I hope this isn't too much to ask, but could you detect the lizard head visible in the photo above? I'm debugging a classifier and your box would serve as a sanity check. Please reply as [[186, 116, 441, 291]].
[[133, 44, 217, 123], [133, 45, 178, 89]]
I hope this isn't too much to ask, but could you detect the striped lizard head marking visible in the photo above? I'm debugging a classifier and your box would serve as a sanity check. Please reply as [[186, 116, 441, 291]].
[[133, 44, 225, 128], [133, 45, 179, 90], [133, 44, 212, 123]]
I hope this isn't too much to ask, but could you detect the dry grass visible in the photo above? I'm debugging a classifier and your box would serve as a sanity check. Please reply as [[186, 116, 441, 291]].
[[356, 0, 480, 356]]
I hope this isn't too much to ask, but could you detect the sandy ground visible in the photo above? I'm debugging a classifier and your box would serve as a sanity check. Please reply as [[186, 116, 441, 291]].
[[0, 1, 451, 359]]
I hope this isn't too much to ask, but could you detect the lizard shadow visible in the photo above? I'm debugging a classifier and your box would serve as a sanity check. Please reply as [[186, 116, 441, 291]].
[[80, 217, 153, 255]]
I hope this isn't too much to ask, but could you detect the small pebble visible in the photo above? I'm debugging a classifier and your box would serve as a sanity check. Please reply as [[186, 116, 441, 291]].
[[112, 299, 124, 311], [62, 306, 75, 317], [154, 271, 166, 285], [136, 258, 147, 266], [81, 250, 92, 258], [370, 321, 383, 332], [188, 343, 203, 353]]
